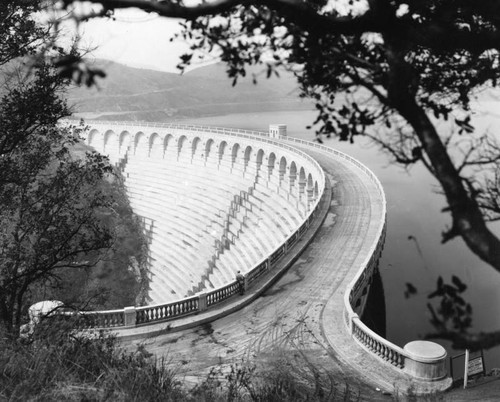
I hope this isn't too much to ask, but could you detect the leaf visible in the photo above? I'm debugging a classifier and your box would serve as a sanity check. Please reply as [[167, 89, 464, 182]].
[[404, 283, 417, 298], [437, 276, 443, 290], [451, 275, 467, 292]]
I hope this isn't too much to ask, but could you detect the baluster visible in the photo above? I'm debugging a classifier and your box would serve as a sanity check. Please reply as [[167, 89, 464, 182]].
[[397, 354, 404, 368], [388, 349, 394, 365], [382, 345, 388, 360]]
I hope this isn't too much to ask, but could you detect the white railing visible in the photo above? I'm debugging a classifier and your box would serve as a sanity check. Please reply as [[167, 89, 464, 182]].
[[71, 119, 269, 138], [63, 120, 325, 329]]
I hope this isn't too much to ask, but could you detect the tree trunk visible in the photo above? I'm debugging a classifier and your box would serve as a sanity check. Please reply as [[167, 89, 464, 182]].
[[385, 41, 500, 273], [0, 297, 14, 334]]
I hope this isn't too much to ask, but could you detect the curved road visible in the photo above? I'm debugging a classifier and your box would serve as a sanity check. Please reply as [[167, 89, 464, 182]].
[[123, 146, 389, 400]]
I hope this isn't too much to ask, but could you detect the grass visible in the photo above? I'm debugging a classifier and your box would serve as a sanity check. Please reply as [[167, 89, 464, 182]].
[[1, 317, 366, 402]]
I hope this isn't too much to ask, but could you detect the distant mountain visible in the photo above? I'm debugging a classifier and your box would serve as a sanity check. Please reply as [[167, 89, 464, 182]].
[[67, 60, 313, 121]]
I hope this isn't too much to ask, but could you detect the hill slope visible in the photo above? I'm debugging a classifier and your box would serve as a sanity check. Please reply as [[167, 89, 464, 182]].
[[67, 60, 313, 121]]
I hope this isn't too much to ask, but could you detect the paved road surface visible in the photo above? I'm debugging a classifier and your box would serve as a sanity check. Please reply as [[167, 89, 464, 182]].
[[123, 147, 390, 400]]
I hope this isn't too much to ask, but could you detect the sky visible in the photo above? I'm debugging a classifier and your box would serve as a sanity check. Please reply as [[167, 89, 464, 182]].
[[76, 9, 191, 72], [68, 1, 364, 73]]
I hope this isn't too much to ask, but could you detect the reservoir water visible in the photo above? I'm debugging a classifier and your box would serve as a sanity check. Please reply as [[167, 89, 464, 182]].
[[182, 109, 500, 370]]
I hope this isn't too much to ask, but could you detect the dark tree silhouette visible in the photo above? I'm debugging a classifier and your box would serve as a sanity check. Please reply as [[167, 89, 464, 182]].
[[58, 0, 500, 275], [0, 0, 115, 333]]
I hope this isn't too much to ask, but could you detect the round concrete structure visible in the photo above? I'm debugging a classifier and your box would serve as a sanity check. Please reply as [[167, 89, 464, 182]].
[[403, 341, 448, 380]]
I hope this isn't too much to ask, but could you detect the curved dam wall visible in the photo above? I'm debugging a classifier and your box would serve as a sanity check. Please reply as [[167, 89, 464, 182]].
[[73, 121, 325, 324], [53, 120, 448, 385]]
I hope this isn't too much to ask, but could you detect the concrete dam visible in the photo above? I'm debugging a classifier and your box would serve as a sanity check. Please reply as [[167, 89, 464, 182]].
[[62, 120, 452, 395]]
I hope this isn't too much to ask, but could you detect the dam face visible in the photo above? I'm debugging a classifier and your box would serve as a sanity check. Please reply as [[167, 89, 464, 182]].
[[85, 123, 325, 305]]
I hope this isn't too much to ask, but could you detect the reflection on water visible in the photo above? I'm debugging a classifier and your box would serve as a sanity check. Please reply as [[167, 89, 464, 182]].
[[183, 109, 500, 368], [361, 267, 387, 339]]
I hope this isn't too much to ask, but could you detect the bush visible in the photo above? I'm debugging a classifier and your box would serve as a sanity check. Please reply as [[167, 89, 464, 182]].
[[0, 319, 184, 401]]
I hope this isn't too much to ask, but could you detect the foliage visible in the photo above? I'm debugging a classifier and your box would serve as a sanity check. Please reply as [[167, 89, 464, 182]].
[[0, 111, 114, 331], [1, 315, 365, 401], [405, 275, 500, 351], [28, 157, 150, 310], [0, 0, 48, 67], [191, 357, 363, 401], [0, 318, 184, 401], [59, 0, 500, 277], [0, 0, 145, 334]]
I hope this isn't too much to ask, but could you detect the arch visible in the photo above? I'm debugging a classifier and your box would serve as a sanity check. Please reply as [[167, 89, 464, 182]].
[[299, 167, 306, 194], [191, 137, 201, 158], [256, 149, 264, 170], [163, 134, 174, 155], [314, 181, 319, 199], [103, 130, 117, 152], [119, 131, 131, 153], [177, 135, 188, 157], [134, 131, 146, 154], [218, 141, 227, 162], [88, 129, 100, 147], [149, 132, 162, 157], [268, 152, 276, 176], [205, 139, 215, 161], [279, 156, 287, 180], [307, 173, 314, 204], [231, 143, 240, 166], [289, 161, 297, 186], [307, 173, 314, 189], [243, 146, 252, 170]]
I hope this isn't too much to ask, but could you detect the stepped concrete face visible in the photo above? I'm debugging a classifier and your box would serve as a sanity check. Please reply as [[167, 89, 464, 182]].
[[84, 123, 324, 304], [58, 120, 451, 395]]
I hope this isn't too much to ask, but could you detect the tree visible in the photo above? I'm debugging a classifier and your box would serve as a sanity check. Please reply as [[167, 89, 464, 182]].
[[0, 72, 115, 332], [0, 0, 116, 333], [59, 0, 500, 276]]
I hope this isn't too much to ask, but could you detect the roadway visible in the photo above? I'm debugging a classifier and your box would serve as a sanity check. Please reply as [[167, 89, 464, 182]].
[[121, 146, 392, 400]]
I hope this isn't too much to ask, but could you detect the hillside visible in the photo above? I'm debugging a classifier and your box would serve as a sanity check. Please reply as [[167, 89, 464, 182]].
[[67, 60, 313, 121]]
